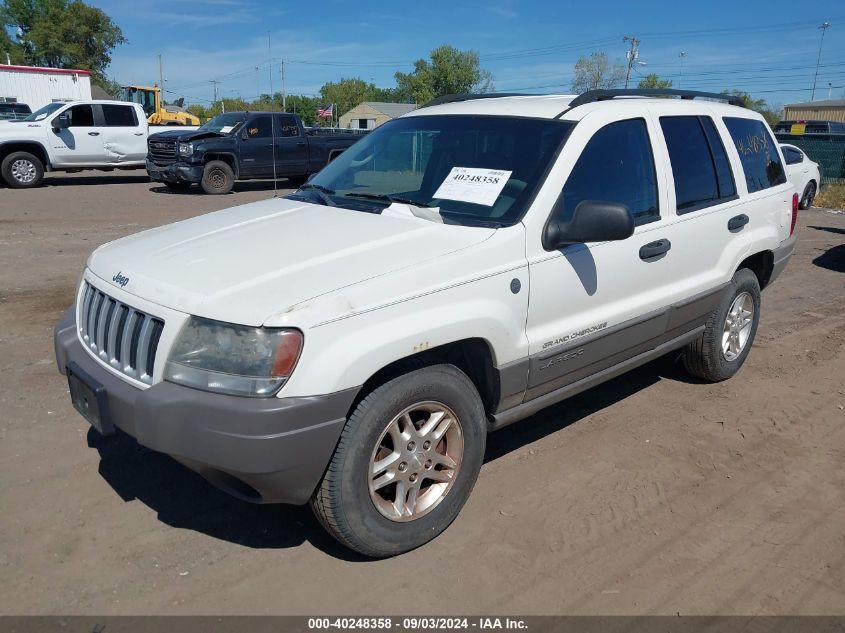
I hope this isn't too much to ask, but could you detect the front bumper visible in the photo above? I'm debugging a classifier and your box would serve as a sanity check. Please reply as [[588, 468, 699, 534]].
[[146, 159, 204, 184], [769, 233, 797, 286], [54, 308, 357, 505]]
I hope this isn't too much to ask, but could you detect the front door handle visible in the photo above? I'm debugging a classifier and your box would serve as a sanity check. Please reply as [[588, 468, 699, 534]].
[[296, 141, 306, 147], [88, 131, 100, 136], [133, 132, 144, 136], [728, 214, 749, 232], [639, 239, 671, 262]]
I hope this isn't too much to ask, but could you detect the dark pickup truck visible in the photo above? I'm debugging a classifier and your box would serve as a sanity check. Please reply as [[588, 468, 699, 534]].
[[146, 111, 367, 194]]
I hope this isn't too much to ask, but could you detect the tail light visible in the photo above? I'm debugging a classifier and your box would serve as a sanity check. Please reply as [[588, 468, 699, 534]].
[[790, 193, 799, 235]]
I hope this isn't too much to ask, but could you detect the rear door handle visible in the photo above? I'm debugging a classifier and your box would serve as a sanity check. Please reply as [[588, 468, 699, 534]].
[[728, 214, 749, 232], [88, 131, 100, 136], [639, 239, 671, 261]]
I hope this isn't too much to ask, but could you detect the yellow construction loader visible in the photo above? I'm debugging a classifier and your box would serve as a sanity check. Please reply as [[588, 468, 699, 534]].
[[119, 85, 200, 126]]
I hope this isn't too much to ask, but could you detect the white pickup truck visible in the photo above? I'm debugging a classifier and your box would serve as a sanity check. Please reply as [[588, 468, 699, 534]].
[[0, 100, 196, 188]]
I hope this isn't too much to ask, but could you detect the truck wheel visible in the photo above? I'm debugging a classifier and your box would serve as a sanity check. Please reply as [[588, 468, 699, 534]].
[[682, 268, 761, 382], [1, 151, 44, 189], [164, 181, 192, 192], [201, 160, 234, 194], [311, 364, 487, 558]]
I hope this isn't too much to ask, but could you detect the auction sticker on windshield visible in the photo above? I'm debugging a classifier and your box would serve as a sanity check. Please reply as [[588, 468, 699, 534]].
[[433, 167, 513, 206]]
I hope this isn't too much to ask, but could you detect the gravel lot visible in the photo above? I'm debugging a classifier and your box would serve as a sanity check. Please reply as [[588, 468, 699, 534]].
[[1, 172, 844, 615]]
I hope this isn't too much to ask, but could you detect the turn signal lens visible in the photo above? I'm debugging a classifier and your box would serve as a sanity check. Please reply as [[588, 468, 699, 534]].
[[271, 329, 304, 377], [790, 193, 799, 235]]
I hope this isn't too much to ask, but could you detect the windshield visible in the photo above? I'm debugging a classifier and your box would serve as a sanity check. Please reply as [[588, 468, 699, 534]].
[[294, 114, 573, 227], [198, 113, 246, 134], [23, 102, 64, 122]]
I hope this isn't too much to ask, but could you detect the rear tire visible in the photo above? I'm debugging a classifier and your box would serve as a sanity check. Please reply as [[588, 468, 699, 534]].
[[311, 364, 487, 558], [799, 181, 816, 210], [1, 151, 45, 189], [200, 160, 234, 195], [682, 268, 761, 382]]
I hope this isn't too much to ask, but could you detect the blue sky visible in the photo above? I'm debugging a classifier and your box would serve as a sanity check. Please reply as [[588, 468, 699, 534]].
[[99, 0, 845, 109]]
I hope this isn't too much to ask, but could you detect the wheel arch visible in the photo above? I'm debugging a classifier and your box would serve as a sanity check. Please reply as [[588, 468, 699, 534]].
[[346, 337, 500, 421], [203, 152, 239, 178], [0, 141, 50, 170], [737, 250, 774, 290]]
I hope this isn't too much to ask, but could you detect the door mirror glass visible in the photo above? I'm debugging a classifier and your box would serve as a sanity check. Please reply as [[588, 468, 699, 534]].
[[543, 201, 635, 250], [52, 113, 70, 130]]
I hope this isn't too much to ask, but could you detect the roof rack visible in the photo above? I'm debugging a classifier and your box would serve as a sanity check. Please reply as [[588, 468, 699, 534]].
[[563, 88, 745, 112], [420, 93, 542, 108]]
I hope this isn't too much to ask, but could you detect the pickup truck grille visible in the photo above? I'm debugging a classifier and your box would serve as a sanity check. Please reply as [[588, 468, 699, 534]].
[[148, 137, 177, 164], [78, 282, 164, 385]]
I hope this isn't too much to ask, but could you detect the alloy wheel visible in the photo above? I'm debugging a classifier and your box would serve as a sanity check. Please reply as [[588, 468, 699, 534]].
[[722, 291, 754, 361]]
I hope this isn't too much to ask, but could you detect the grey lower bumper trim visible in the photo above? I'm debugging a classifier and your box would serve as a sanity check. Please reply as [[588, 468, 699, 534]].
[[769, 233, 797, 286], [54, 308, 358, 505]]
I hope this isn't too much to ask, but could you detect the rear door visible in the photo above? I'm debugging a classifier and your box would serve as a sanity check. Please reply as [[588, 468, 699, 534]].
[[100, 104, 147, 164], [274, 114, 309, 175], [49, 104, 107, 166]]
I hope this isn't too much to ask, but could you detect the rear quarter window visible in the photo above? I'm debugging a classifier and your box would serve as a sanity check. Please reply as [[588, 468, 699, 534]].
[[723, 117, 786, 193]]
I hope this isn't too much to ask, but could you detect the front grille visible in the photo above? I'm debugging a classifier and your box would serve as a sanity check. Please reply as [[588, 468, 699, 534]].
[[148, 137, 177, 164], [78, 282, 164, 385]]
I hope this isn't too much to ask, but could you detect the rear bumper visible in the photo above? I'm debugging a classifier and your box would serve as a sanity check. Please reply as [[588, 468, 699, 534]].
[[54, 308, 356, 505], [769, 233, 797, 286], [146, 159, 204, 184]]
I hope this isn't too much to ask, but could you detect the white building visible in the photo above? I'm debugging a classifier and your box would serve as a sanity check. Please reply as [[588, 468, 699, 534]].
[[0, 64, 93, 110]]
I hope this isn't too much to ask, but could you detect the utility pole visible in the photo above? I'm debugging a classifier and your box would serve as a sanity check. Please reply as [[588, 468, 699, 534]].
[[267, 32, 274, 103], [280, 59, 286, 112], [623, 36, 640, 89], [811, 22, 831, 101], [211, 79, 220, 112], [158, 54, 165, 102], [678, 51, 687, 88], [829, 82, 833, 100]]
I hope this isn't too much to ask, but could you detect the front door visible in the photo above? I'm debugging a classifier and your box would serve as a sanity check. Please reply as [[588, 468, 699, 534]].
[[523, 109, 677, 401], [238, 115, 274, 178], [50, 104, 107, 166]]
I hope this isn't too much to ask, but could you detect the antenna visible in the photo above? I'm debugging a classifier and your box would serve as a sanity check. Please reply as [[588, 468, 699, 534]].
[[268, 31, 278, 198]]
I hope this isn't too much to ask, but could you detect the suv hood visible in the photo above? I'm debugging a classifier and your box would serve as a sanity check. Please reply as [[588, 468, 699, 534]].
[[87, 197, 494, 326]]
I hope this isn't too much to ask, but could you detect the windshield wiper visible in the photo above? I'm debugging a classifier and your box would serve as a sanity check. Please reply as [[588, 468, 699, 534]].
[[298, 183, 337, 207], [344, 192, 436, 208]]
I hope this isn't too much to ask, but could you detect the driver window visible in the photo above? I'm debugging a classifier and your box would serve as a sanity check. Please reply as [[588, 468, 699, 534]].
[[245, 116, 272, 138], [557, 118, 659, 226]]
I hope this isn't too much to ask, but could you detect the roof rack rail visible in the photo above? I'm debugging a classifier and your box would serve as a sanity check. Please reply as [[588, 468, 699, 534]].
[[562, 89, 745, 112], [420, 93, 542, 108]]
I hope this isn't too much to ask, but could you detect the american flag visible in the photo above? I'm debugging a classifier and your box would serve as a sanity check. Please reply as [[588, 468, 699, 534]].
[[317, 104, 334, 118]]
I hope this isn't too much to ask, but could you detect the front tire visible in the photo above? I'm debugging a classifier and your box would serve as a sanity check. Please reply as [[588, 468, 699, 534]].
[[200, 160, 234, 194], [1, 151, 44, 189], [682, 268, 761, 382], [311, 364, 487, 557], [800, 181, 816, 210]]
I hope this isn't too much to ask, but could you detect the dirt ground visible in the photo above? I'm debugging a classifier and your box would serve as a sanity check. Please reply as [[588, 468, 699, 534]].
[[1, 172, 844, 616]]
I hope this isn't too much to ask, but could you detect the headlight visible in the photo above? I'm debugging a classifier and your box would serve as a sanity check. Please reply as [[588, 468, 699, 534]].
[[178, 142, 193, 157], [164, 317, 303, 397]]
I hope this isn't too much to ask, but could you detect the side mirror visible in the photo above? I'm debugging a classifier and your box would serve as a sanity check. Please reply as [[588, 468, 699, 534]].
[[543, 200, 635, 251], [241, 129, 248, 141], [52, 114, 70, 130]]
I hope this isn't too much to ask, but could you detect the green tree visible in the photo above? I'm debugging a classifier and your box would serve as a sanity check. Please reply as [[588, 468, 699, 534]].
[[1, 0, 126, 81], [637, 73, 672, 89], [394, 45, 493, 105], [722, 90, 782, 127], [571, 52, 626, 94]]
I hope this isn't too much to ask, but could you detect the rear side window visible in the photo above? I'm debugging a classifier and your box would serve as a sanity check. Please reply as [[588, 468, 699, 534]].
[[723, 117, 786, 193], [276, 115, 300, 137], [660, 116, 736, 213], [782, 146, 803, 165], [102, 104, 138, 127], [559, 118, 659, 226]]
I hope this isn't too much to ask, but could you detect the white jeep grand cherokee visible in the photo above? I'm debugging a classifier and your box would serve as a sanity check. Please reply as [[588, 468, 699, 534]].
[[54, 89, 798, 557]]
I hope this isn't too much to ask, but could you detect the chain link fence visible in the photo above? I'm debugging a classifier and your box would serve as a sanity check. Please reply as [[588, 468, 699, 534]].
[[775, 134, 845, 185]]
